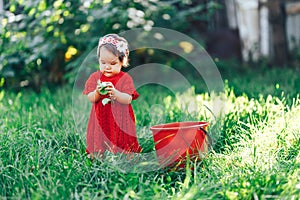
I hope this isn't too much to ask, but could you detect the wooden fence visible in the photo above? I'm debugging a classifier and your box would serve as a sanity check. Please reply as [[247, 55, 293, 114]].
[[224, 0, 300, 62]]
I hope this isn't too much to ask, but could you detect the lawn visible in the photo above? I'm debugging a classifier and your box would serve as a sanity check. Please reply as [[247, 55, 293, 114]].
[[0, 64, 300, 199]]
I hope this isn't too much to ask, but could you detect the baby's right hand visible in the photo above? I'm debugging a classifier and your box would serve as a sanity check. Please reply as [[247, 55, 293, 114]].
[[96, 84, 101, 90]]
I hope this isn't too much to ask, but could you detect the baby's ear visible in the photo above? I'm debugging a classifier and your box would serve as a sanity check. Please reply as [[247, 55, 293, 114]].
[[122, 55, 129, 67]]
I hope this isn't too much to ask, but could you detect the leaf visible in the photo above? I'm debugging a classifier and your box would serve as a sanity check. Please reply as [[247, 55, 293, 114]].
[[99, 88, 108, 95], [0, 78, 5, 87], [102, 98, 111, 106], [0, 91, 4, 101]]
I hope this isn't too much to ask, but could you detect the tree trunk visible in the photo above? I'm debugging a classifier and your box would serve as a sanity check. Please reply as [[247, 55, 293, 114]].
[[48, 49, 65, 85], [268, 0, 289, 66], [0, 0, 3, 12], [224, 0, 238, 29], [0, 0, 3, 27]]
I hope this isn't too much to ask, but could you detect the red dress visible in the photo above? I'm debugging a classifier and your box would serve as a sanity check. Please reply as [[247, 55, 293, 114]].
[[83, 71, 142, 154]]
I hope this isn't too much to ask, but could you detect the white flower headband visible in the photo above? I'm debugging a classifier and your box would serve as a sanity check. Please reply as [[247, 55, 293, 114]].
[[98, 36, 128, 55]]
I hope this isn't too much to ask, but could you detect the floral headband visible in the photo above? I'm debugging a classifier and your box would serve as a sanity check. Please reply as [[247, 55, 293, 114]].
[[98, 36, 128, 55]]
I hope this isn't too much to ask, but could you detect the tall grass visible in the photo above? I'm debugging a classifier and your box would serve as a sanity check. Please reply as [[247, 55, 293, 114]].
[[1, 66, 300, 199]]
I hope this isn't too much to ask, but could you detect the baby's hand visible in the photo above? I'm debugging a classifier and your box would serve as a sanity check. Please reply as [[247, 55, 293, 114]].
[[97, 81, 109, 95], [102, 82, 114, 90], [103, 82, 118, 100], [97, 82, 116, 105]]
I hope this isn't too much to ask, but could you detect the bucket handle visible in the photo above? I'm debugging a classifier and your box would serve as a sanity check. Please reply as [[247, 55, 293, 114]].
[[198, 127, 212, 147]]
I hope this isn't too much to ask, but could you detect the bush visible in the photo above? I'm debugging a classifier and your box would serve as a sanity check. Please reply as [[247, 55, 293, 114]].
[[0, 0, 220, 91]]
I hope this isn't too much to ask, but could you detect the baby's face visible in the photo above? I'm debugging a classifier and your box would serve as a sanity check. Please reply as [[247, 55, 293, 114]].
[[99, 46, 122, 77]]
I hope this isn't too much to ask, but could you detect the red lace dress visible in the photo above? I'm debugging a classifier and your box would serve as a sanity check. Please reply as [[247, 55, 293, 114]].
[[83, 71, 142, 154]]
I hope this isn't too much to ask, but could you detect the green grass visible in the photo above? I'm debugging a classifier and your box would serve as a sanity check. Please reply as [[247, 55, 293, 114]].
[[1, 65, 300, 199]]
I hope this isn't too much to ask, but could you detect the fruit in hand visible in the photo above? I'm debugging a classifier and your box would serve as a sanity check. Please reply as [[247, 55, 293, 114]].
[[97, 80, 108, 95], [97, 80, 111, 105], [102, 98, 111, 106]]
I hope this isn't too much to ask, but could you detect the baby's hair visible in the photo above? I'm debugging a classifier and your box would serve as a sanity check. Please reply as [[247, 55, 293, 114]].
[[97, 34, 129, 67]]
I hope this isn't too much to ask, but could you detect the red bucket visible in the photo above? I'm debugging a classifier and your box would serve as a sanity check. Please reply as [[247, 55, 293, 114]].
[[150, 121, 209, 169]]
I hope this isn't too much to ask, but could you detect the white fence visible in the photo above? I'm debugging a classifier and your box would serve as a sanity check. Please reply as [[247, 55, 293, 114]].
[[225, 0, 300, 61]]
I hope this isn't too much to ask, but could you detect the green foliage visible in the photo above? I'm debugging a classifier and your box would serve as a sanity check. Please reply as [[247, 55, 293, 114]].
[[0, 0, 220, 91], [216, 59, 300, 100]]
